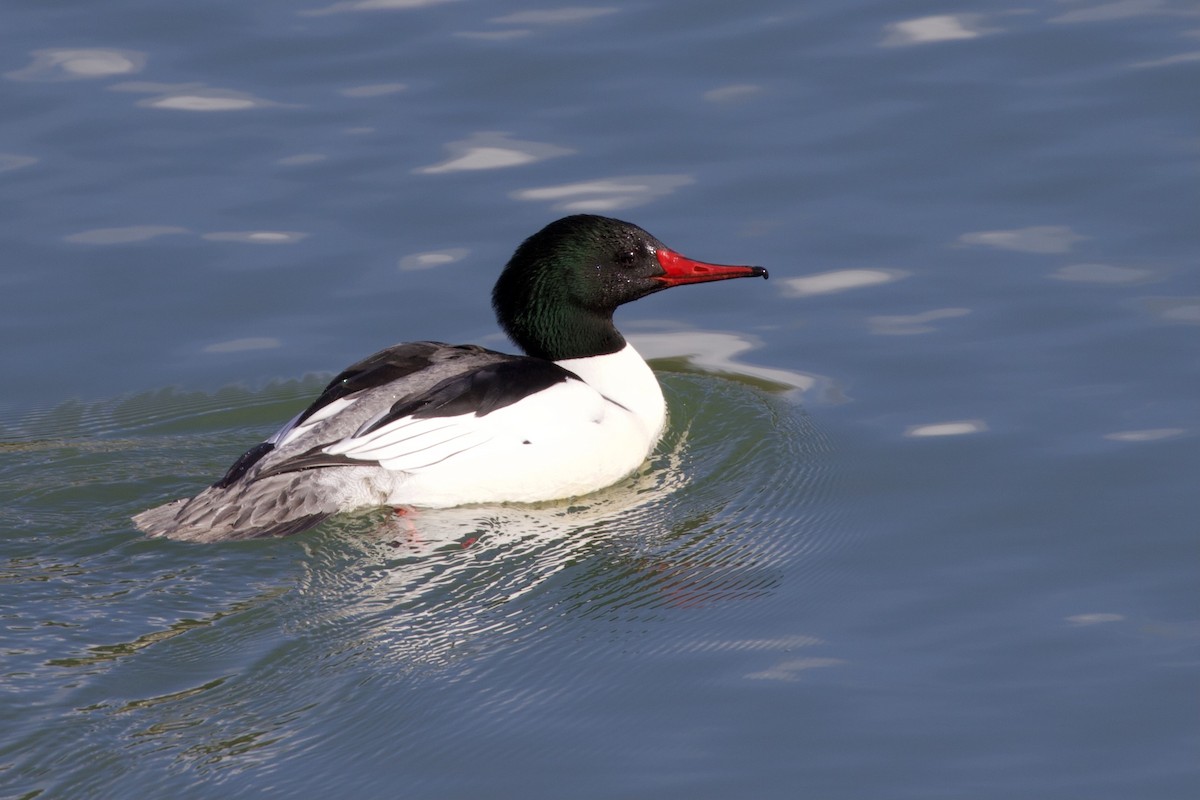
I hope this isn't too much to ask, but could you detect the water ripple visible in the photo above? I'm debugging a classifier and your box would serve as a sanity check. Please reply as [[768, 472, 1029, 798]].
[[1, 368, 844, 792], [267, 371, 841, 675]]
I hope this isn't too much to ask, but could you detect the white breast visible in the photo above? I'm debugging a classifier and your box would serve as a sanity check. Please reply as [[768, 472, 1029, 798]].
[[557, 342, 666, 444]]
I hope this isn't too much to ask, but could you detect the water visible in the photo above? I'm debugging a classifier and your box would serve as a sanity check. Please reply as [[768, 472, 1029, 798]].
[[1, 0, 1197, 797]]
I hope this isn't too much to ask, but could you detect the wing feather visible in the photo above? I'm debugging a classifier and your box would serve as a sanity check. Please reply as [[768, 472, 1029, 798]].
[[239, 345, 577, 482]]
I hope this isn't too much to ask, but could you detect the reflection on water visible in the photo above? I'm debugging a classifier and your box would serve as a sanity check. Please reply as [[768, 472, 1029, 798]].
[[454, 6, 620, 38], [782, 268, 907, 297], [744, 656, 846, 681], [44, 588, 288, 669], [958, 225, 1086, 254], [489, 8, 620, 26], [1049, 1, 1190, 24], [261, 367, 833, 668], [511, 174, 695, 212], [633, 330, 830, 398], [1065, 613, 1125, 626], [1140, 296, 1200, 324], [339, 82, 407, 97], [64, 226, 189, 245], [0, 153, 37, 172], [881, 14, 993, 47], [869, 307, 970, 336], [201, 231, 309, 244], [1050, 263, 1156, 285], [6, 48, 146, 81], [301, 0, 455, 17], [1131, 50, 1200, 69], [905, 419, 988, 437], [110, 82, 285, 112], [202, 337, 284, 354], [64, 227, 309, 247], [398, 247, 470, 271], [1103, 427, 1185, 442], [276, 153, 328, 166], [702, 84, 764, 103], [416, 132, 573, 174]]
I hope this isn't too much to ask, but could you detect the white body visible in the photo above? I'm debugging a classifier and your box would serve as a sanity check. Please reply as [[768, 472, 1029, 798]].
[[286, 343, 665, 508]]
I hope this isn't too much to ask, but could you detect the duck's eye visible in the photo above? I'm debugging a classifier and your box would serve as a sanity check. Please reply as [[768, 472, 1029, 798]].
[[615, 249, 638, 268]]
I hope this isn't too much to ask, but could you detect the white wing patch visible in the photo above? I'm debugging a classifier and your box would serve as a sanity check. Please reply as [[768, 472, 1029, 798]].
[[319, 378, 612, 476], [273, 396, 357, 447], [326, 417, 493, 471]]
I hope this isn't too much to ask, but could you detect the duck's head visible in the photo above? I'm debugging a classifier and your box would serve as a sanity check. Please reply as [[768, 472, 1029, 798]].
[[493, 215, 767, 361]]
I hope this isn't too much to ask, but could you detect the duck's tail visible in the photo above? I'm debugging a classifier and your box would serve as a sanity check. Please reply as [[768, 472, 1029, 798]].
[[132, 473, 337, 542]]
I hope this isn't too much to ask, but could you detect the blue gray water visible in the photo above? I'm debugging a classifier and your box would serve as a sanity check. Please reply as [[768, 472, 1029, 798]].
[[2, 1, 1197, 797]]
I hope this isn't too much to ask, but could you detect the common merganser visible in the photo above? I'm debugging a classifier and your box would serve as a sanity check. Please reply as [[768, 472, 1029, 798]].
[[133, 215, 767, 542]]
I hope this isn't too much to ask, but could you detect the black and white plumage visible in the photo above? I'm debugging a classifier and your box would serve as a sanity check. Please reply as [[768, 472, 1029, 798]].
[[133, 215, 766, 542]]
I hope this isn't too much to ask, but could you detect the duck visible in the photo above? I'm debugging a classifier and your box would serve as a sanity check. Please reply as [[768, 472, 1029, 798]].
[[133, 214, 767, 542]]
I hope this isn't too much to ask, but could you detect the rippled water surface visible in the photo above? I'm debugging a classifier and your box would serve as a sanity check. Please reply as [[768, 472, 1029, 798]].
[[2, 1, 1197, 797]]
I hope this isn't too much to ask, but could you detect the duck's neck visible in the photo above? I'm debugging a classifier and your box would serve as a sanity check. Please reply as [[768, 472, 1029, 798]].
[[502, 304, 626, 362]]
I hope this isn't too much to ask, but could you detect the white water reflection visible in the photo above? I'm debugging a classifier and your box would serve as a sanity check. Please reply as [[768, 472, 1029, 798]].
[[959, 225, 1086, 253], [869, 308, 970, 335], [399, 248, 469, 271], [416, 132, 572, 174], [109, 82, 282, 112], [65, 227, 307, 246], [340, 83, 407, 97], [376, 465, 686, 589], [782, 268, 906, 297], [202, 337, 283, 354], [64, 226, 188, 245], [881, 15, 993, 46], [905, 420, 988, 437], [1131, 50, 1200, 69], [1050, 0, 1176, 24], [286, 362, 822, 671], [202, 231, 308, 244], [684, 634, 825, 653], [277, 153, 328, 166], [1050, 263, 1155, 284], [492, 7, 617, 25], [294, 417, 696, 629], [6, 49, 145, 81], [458, 6, 617, 37], [703, 84, 764, 103], [0, 154, 38, 173], [1104, 428, 1185, 442], [302, 0, 453, 16], [745, 657, 846, 681], [1140, 296, 1200, 324], [455, 29, 532, 41], [631, 330, 824, 396], [1066, 613, 1125, 625], [512, 174, 694, 212]]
